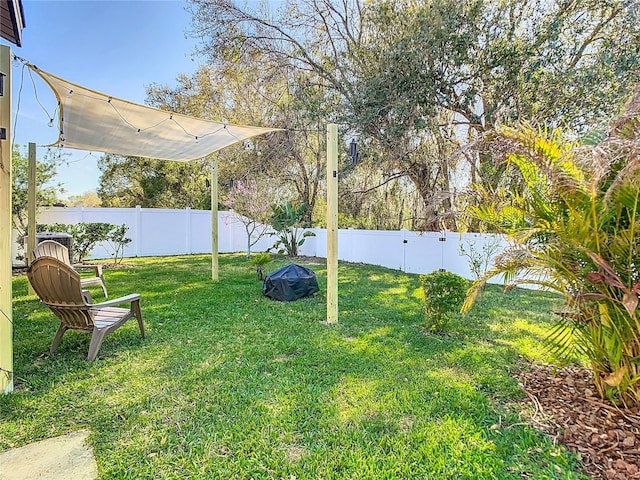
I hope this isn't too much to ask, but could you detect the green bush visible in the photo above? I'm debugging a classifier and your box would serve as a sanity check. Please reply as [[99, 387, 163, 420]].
[[23, 222, 130, 263], [420, 270, 469, 332]]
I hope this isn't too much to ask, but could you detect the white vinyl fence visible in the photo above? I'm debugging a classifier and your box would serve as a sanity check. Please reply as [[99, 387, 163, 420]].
[[13, 206, 509, 283]]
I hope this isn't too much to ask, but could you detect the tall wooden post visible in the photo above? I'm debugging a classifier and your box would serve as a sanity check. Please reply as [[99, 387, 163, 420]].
[[0, 45, 13, 393], [326, 124, 338, 324], [211, 159, 219, 282], [27, 143, 36, 295]]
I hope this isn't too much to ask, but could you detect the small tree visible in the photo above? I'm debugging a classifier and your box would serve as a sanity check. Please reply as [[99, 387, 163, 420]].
[[103, 224, 132, 265], [459, 235, 504, 280], [222, 180, 271, 258], [269, 201, 315, 257], [68, 223, 114, 263]]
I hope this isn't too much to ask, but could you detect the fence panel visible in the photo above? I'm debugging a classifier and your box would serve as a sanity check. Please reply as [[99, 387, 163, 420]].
[[403, 231, 444, 274], [13, 207, 511, 284], [442, 231, 470, 278], [139, 209, 189, 256], [303, 228, 325, 258], [340, 229, 404, 269], [188, 210, 212, 254]]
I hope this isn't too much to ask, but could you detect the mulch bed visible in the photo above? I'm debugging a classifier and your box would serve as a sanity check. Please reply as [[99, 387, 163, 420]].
[[515, 364, 640, 479]]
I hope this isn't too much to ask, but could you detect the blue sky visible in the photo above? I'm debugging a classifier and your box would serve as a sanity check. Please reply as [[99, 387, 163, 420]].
[[1, 0, 200, 197]]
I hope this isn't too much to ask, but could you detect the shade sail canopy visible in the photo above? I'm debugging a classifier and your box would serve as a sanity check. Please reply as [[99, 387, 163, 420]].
[[28, 64, 281, 162]]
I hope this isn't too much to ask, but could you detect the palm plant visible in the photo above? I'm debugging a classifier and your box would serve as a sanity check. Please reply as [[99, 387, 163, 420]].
[[463, 89, 640, 406], [248, 252, 272, 281], [269, 201, 315, 256]]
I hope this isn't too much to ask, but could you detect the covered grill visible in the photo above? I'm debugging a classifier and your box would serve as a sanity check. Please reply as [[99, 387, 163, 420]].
[[262, 264, 319, 301]]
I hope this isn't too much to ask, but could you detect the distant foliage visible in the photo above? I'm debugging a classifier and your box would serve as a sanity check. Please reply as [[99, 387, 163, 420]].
[[67, 191, 102, 207], [12, 145, 65, 236], [97, 153, 210, 209], [420, 271, 469, 332]]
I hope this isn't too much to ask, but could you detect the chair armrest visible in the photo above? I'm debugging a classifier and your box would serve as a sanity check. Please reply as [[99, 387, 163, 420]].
[[74, 264, 104, 276], [90, 293, 140, 308], [81, 289, 93, 304]]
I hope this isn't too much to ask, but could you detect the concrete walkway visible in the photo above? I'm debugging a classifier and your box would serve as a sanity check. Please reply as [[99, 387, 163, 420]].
[[0, 430, 97, 480]]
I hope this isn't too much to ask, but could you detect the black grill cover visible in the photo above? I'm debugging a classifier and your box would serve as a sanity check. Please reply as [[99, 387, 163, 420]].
[[262, 264, 319, 301]]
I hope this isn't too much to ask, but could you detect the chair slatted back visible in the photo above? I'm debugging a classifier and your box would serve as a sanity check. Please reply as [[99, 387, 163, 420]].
[[27, 256, 95, 331], [33, 240, 72, 265]]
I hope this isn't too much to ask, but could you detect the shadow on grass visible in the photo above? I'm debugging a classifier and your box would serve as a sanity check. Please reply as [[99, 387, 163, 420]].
[[4, 255, 586, 479]]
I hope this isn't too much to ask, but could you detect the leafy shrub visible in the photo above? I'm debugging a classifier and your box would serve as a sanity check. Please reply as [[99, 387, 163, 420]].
[[420, 270, 469, 332], [23, 222, 131, 263]]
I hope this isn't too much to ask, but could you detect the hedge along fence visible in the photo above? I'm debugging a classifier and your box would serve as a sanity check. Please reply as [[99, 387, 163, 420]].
[[12, 206, 509, 284]]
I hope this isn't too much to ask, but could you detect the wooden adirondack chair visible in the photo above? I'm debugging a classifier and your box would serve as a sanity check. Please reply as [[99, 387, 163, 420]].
[[27, 256, 145, 361], [33, 239, 108, 297]]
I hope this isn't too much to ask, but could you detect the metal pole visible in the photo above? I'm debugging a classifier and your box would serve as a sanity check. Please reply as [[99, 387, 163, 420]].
[[326, 124, 338, 324], [0, 45, 13, 393]]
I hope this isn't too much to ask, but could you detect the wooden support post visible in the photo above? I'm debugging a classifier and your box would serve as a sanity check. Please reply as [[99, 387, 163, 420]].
[[211, 159, 219, 282], [0, 45, 13, 393], [27, 143, 36, 295], [326, 124, 338, 324]]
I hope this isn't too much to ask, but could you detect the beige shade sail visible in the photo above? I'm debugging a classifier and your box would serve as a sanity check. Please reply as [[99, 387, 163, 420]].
[[28, 64, 281, 162]]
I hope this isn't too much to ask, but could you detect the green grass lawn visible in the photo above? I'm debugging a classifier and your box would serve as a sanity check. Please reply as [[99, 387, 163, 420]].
[[1, 254, 587, 479]]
